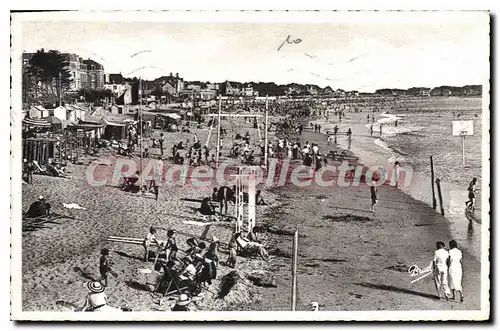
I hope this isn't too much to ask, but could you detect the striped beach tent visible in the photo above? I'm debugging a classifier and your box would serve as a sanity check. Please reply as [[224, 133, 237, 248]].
[[22, 117, 51, 128]]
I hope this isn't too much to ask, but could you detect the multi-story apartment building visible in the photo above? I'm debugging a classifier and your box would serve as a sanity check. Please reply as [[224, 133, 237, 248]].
[[82, 59, 105, 90], [22, 52, 105, 91]]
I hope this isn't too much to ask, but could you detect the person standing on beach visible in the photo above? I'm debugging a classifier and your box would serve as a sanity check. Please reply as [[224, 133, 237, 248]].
[[143, 227, 159, 262], [370, 182, 378, 212], [448, 240, 464, 302], [433, 241, 452, 300], [159, 133, 164, 156], [99, 248, 111, 287], [370, 124, 374, 136], [367, 114, 370, 123], [380, 124, 383, 136], [393, 161, 401, 188], [466, 178, 478, 212]]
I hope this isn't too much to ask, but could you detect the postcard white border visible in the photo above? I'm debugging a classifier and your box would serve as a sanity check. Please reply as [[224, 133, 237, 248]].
[[9, 9, 491, 321]]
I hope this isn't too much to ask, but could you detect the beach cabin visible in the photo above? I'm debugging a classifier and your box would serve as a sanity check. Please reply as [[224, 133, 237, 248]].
[[28, 105, 49, 119], [53, 106, 67, 121], [66, 105, 86, 122], [110, 105, 124, 115]]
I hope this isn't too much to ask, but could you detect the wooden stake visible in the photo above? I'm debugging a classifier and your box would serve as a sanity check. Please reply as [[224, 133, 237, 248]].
[[435, 178, 445, 216], [291, 229, 299, 311], [430, 156, 437, 210]]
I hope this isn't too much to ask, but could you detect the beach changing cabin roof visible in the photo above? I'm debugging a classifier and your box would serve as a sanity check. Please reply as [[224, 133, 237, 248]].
[[22, 117, 52, 127]]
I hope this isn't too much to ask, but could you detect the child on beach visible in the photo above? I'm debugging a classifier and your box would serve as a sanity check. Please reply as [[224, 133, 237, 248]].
[[143, 227, 159, 262], [370, 183, 378, 212], [99, 248, 115, 287]]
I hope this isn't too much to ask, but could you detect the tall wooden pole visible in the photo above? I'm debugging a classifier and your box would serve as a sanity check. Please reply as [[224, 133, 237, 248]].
[[291, 229, 299, 311], [139, 77, 143, 189], [430, 156, 437, 210], [59, 71, 62, 107], [216, 97, 222, 167], [264, 96, 269, 167], [462, 134, 466, 167], [436, 178, 445, 216]]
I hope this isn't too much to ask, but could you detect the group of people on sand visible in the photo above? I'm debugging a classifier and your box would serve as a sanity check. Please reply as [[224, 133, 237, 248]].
[[193, 186, 267, 220]]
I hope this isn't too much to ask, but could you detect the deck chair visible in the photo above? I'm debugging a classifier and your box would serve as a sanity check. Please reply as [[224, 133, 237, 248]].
[[32, 160, 47, 174], [161, 268, 189, 297], [235, 234, 268, 260]]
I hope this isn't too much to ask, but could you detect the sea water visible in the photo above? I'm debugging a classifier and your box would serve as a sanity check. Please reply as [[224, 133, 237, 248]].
[[316, 97, 484, 260]]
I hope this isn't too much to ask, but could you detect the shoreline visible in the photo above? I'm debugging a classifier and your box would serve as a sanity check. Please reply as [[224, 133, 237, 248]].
[[251, 117, 481, 311], [311, 110, 482, 260]]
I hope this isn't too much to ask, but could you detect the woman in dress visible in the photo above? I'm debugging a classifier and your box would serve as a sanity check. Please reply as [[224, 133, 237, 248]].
[[448, 240, 464, 302]]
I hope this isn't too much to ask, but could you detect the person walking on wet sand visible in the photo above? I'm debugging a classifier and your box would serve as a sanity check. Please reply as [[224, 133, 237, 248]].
[[448, 240, 464, 302], [465, 177, 478, 212], [370, 182, 378, 212], [433, 241, 452, 300], [370, 124, 374, 136], [380, 124, 383, 136]]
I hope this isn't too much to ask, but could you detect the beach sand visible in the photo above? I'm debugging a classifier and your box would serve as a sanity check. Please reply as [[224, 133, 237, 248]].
[[20, 111, 483, 312], [250, 121, 482, 311]]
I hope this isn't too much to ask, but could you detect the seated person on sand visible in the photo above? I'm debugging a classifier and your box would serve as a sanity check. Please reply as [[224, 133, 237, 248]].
[[144, 263, 164, 292], [47, 159, 67, 177], [231, 232, 268, 261], [256, 190, 267, 205], [25, 195, 51, 218], [80, 281, 122, 312], [179, 256, 198, 281], [185, 238, 207, 257], [123, 171, 141, 190], [194, 198, 219, 220]]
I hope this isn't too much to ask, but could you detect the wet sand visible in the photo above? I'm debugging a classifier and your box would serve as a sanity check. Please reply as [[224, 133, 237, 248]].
[[252, 122, 482, 311]]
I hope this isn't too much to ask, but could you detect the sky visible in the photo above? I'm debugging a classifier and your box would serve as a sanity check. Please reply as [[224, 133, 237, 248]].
[[18, 12, 489, 92]]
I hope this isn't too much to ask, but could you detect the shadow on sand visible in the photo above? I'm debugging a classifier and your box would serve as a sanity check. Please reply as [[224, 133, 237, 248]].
[[22, 213, 76, 232], [355, 282, 439, 301], [125, 280, 150, 292], [114, 250, 143, 262]]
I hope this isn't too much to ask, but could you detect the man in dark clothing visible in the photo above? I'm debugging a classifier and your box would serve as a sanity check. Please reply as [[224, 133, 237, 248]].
[[159, 133, 164, 156], [370, 184, 378, 212], [23, 159, 34, 184]]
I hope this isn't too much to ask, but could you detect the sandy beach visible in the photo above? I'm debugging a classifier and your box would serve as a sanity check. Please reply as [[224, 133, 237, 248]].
[[251, 124, 482, 311], [21, 107, 482, 312]]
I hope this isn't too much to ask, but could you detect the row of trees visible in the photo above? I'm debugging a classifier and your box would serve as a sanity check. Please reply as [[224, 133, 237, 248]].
[[22, 49, 73, 107]]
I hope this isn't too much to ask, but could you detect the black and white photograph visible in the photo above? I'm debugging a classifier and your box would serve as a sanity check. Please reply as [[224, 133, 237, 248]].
[[9, 10, 490, 321]]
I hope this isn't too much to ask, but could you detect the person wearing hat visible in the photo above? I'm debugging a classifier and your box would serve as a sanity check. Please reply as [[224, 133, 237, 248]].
[[25, 195, 51, 218], [81, 281, 109, 312], [171, 294, 191, 311]]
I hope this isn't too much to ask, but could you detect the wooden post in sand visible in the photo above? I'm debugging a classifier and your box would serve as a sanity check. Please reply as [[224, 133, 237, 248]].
[[291, 229, 299, 311], [430, 156, 437, 210], [435, 179, 445, 216], [216, 97, 221, 167]]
